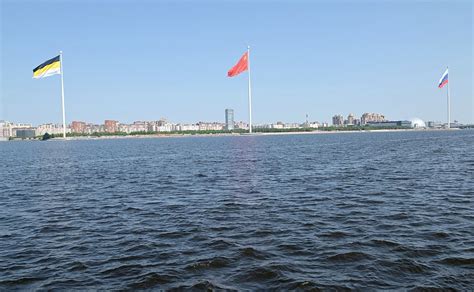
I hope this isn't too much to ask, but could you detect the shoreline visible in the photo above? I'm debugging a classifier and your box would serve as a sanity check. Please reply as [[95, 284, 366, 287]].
[[49, 127, 460, 141], [2, 128, 463, 142]]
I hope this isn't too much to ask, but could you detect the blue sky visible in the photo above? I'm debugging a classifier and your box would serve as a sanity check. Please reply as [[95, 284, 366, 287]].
[[1, 0, 472, 125]]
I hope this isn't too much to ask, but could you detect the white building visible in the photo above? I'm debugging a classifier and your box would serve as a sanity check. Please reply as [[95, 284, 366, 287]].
[[36, 124, 70, 136], [0, 121, 12, 140], [308, 122, 320, 128], [156, 124, 174, 132], [176, 124, 200, 131], [197, 122, 224, 131], [409, 118, 426, 128], [234, 121, 249, 130]]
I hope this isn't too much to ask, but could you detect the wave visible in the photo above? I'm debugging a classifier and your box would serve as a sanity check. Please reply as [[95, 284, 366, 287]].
[[208, 238, 235, 250], [370, 239, 401, 248], [170, 280, 236, 291], [286, 280, 352, 291], [327, 252, 373, 262], [0, 276, 45, 286], [234, 266, 281, 282], [379, 259, 430, 274], [438, 257, 474, 266], [128, 272, 177, 289], [67, 261, 88, 272], [238, 247, 271, 260], [185, 257, 231, 270], [99, 264, 144, 278], [321, 231, 349, 238]]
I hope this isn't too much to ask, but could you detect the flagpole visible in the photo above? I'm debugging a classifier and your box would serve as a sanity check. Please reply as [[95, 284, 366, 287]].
[[446, 66, 450, 129], [247, 45, 252, 133], [59, 51, 66, 138]]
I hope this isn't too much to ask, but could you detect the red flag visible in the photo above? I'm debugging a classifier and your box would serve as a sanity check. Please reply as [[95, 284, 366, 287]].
[[227, 52, 248, 77]]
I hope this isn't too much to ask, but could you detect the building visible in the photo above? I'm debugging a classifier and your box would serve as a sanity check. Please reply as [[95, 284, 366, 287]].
[[0, 121, 37, 138], [346, 113, 355, 125], [71, 121, 86, 133], [361, 113, 386, 125], [8, 123, 33, 137], [272, 121, 284, 129], [0, 120, 13, 139], [427, 121, 442, 128], [155, 123, 174, 132], [307, 122, 320, 128], [366, 120, 411, 128], [129, 121, 148, 132], [36, 124, 68, 136], [332, 114, 344, 126], [175, 124, 199, 131], [0, 124, 5, 140], [197, 122, 224, 131], [449, 120, 462, 128], [84, 123, 101, 134], [409, 118, 426, 128], [147, 119, 174, 132], [104, 120, 119, 133], [225, 109, 234, 130], [16, 129, 36, 139], [234, 121, 248, 130]]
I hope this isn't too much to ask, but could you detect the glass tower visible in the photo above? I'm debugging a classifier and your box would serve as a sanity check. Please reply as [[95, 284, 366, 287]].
[[225, 109, 234, 130]]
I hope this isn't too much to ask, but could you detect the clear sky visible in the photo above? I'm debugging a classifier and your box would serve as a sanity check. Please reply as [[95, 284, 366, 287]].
[[1, 0, 472, 125]]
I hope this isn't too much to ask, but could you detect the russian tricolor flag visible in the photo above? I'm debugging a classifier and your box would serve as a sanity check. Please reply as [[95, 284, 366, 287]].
[[438, 68, 449, 88]]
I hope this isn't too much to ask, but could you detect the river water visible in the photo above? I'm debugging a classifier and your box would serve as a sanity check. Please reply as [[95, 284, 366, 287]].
[[1, 130, 473, 290]]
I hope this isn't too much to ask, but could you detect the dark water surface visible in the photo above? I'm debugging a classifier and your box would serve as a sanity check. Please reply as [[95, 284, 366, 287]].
[[1, 130, 473, 290]]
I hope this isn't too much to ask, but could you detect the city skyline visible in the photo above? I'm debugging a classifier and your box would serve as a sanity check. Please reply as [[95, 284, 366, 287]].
[[3, 111, 464, 140], [0, 110, 436, 128], [1, 1, 473, 125], [2, 109, 463, 138]]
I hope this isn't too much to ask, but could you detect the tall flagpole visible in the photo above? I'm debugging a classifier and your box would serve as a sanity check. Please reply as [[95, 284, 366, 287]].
[[59, 51, 66, 138], [247, 45, 252, 133], [446, 66, 450, 129]]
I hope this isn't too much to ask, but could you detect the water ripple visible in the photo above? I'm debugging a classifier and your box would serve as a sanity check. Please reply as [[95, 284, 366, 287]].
[[1, 130, 473, 290]]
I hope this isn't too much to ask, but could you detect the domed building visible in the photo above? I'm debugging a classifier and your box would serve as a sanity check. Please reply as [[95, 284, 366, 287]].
[[410, 118, 426, 128]]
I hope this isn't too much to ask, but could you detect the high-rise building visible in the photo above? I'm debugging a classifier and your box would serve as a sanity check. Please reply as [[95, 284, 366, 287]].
[[361, 113, 386, 125], [225, 109, 234, 130], [346, 113, 355, 125], [104, 120, 119, 133], [0, 120, 13, 139], [71, 121, 86, 133], [332, 114, 344, 126]]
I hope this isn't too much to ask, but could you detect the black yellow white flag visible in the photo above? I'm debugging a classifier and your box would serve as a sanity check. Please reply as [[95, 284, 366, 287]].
[[33, 55, 61, 79]]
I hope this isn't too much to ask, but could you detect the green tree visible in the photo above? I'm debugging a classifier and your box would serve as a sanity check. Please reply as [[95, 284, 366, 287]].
[[42, 133, 51, 140]]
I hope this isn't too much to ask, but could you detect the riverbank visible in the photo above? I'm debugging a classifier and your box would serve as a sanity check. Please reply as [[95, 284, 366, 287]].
[[3, 127, 464, 142], [45, 127, 461, 141]]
